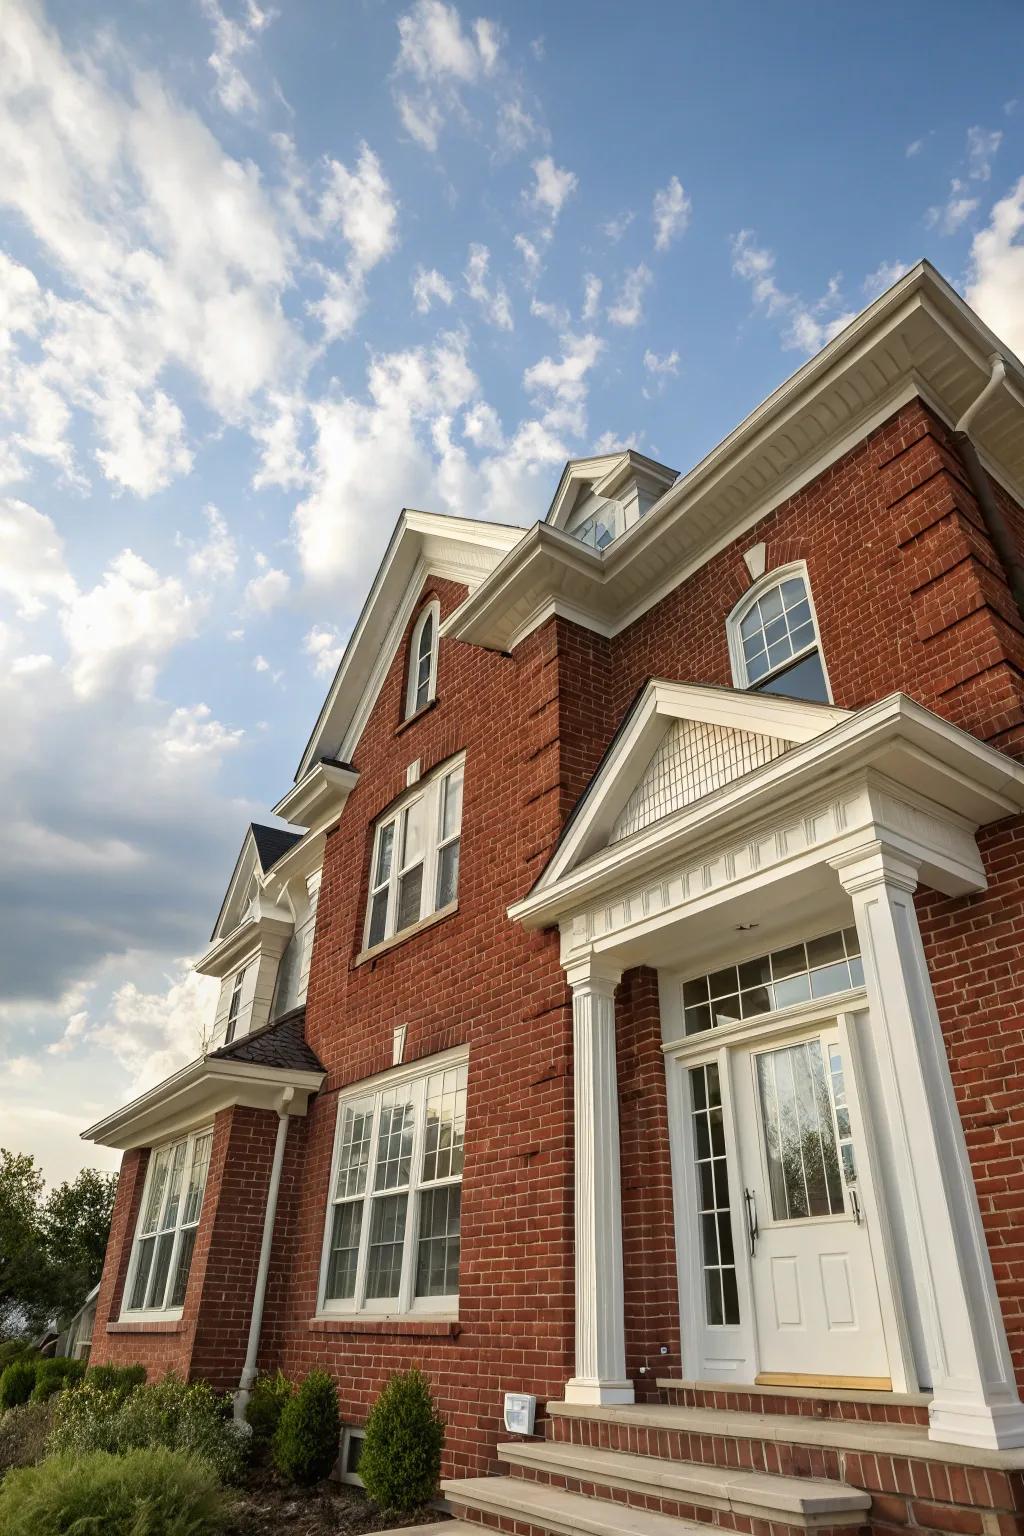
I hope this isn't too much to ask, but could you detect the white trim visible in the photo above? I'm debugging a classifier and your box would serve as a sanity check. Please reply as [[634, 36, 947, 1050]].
[[405, 598, 440, 718], [363, 754, 465, 952], [121, 1125, 214, 1320], [725, 560, 833, 703]]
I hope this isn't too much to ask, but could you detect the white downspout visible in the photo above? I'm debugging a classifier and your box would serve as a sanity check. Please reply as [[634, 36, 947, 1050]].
[[955, 352, 1007, 433], [234, 1085, 294, 1423]]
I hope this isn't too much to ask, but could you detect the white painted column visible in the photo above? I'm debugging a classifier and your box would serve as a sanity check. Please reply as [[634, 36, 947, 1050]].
[[831, 842, 1024, 1449], [564, 957, 633, 1406]]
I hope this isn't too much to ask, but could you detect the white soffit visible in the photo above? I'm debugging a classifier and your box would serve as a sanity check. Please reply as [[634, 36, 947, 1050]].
[[295, 509, 524, 780], [445, 262, 1024, 653]]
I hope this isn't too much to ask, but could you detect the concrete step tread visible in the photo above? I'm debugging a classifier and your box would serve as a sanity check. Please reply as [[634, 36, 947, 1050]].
[[655, 1379, 932, 1409], [496, 1441, 870, 1517], [546, 1401, 1024, 1472], [442, 1476, 706, 1536]]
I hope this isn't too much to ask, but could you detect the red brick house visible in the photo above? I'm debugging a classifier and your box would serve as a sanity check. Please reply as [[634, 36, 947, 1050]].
[[85, 262, 1024, 1533]]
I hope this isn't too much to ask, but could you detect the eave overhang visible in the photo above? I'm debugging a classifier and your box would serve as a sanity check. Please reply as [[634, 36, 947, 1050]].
[[446, 262, 1024, 654], [195, 911, 293, 978], [272, 760, 359, 834], [508, 691, 1024, 933], [81, 1057, 325, 1150]]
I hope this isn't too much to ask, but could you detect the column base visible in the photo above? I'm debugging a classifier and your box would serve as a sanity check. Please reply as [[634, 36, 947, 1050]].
[[929, 1395, 1024, 1450], [564, 1377, 635, 1407]]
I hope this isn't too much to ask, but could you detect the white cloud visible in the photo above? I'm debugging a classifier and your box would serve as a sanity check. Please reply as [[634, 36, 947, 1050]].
[[602, 211, 634, 243], [61, 550, 201, 700], [652, 175, 691, 252], [465, 244, 513, 329], [0, 498, 75, 617], [304, 624, 346, 677], [11, 654, 54, 676], [392, 0, 501, 152], [530, 296, 570, 329], [412, 265, 454, 313], [643, 348, 679, 376], [607, 264, 652, 327], [161, 703, 244, 761], [731, 232, 856, 355], [243, 560, 291, 613], [523, 331, 604, 435], [862, 260, 910, 299], [71, 961, 221, 1093], [253, 654, 270, 672], [966, 176, 1024, 359], [926, 178, 980, 235], [496, 96, 541, 154], [581, 274, 602, 322], [186, 505, 237, 582], [906, 137, 925, 158], [966, 125, 1002, 182], [462, 400, 504, 449], [514, 234, 544, 284], [199, 0, 274, 115], [309, 144, 399, 340], [527, 156, 577, 222]]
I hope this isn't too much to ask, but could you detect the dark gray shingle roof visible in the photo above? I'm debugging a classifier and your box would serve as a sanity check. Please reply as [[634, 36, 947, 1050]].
[[251, 823, 304, 873], [208, 1007, 324, 1074]]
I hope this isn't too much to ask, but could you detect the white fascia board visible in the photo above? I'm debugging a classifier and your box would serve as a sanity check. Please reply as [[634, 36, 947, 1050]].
[[509, 692, 1024, 930], [295, 510, 523, 780], [210, 829, 260, 943], [438, 523, 608, 648], [81, 1057, 325, 1150], [272, 762, 359, 831], [195, 911, 293, 978]]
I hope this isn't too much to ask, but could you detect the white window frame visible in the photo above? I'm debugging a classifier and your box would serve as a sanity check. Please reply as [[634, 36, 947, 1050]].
[[316, 1048, 468, 1321], [224, 966, 246, 1043], [405, 599, 440, 719], [726, 561, 832, 702], [122, 1126, 214, 1321], [363, 755, 464, 953]]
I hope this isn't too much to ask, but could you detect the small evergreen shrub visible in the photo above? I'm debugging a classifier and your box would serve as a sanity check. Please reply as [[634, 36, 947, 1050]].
[[30, 1356, 85, 1401], [49, 1376, 247, 1483], [0, 1342, 36, 1373], [0, 1400, 54, 1476], [245, 1370, 293, 1456], [86, 1362, 147, 1397], [272, 1370, 340, 1485], [0, 1360, 37, 1411], [0, 1447, 230, 1535], [359, 1368, 444, 1513]]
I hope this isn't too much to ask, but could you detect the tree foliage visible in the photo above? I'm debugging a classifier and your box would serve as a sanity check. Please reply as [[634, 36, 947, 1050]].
[[359, 1368, 444, 1512]]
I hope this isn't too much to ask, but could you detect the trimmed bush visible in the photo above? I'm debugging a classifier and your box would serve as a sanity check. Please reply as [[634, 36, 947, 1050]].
[[272, 1370, 340, 1485], [85, 1362, 147, 1397], [0, 1447, 230, 1534], [359, 1368, 444, 1513], [30, 1356, 85, 1401], [49, 1376, 247, 1483], [0, 1360, 37, 1411], [0, 1400, 54, 1477], [0, 1342, 37, 1373], [245, 1370, 293, 1457]]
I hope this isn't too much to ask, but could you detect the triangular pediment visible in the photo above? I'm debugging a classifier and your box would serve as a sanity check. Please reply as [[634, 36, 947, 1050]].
[[532, 681, 851, 893]]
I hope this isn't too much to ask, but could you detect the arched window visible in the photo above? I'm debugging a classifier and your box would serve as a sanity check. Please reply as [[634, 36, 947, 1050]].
[[406, 599, 439, 718], [728, 564, 831, 703]]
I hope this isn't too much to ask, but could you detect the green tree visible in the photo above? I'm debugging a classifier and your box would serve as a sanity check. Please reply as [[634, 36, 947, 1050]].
[[41, 1168, 117, 1319], [0, 1152, 48, 1337]]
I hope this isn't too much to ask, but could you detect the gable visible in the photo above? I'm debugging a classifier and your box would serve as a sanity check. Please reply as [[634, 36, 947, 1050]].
[[610, 719, 793, 843]]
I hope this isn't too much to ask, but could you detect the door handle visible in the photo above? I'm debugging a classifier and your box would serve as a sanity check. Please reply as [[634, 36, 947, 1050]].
[[850, 1188, 862, 1226], [743, 1187, 759, 1257]]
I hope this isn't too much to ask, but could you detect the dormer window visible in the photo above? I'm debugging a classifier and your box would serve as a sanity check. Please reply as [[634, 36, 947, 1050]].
[[406, 600, 439, 719], [728, 565, 830, 704], [224, 966, 246, 1044]]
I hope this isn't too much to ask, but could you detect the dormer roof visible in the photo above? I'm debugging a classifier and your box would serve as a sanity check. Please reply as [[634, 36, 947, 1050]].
[[544, 449, 679, 532], [251, 823, 303, 874]]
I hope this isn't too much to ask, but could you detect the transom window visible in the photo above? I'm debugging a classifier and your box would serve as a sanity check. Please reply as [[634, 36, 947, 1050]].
[[319, 1056, 468, 1316], [730, 567, 830, 703], [682, 927, 864, 1035], [125, 1128, 212, 1315], [406, 600, 439, 718], [365, 760, 464, 951]]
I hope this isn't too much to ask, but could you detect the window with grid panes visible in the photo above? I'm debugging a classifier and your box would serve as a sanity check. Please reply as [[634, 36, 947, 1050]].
[[682, 928, 864, 1035], [125, 1128, 212, 1314], [406, 601, 439, 718], [364, 760, 463, 950], [320, 1058, 467, 1315], [734, 570, 829, 702]]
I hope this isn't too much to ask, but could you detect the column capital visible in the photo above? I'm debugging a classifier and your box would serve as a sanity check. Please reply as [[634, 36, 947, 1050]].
[[565, 954, 623, 997], [829, 839, 920, 897]]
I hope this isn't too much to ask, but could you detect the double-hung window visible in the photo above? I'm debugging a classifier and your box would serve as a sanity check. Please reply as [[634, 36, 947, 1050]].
[[319, 1054, 467, 1316], [405, 600, 439, 718], [728, 564, 831, 703], [125, 1128, 213, 1315], [365, 759, 464, 951]]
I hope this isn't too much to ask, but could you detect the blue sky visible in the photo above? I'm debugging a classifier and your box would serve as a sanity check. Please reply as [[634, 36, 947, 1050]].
[[2, 0, 1023, 1184]]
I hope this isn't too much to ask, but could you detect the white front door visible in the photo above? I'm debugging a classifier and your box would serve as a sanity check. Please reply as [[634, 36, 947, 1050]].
[[733, 1025, 890, 1385]]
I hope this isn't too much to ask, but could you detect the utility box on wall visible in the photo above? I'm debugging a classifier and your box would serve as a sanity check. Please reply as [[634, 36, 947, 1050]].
[[503, 1393, 537, 1436]]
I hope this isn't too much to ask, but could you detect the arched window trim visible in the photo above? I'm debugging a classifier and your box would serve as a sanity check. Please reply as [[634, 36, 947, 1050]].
[[726, 560, 833, 703], [405, 598, 440, 719]]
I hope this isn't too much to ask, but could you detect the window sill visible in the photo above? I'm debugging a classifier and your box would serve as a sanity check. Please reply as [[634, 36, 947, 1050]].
[[353, 901, 458, 968], [394, 698, 438, 737], [308, 1315, 461, 1338], [108, 1315, 185, 1335]]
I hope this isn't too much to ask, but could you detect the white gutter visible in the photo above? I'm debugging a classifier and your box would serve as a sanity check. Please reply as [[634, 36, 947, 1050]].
[[234, 1085, 294, 1423]]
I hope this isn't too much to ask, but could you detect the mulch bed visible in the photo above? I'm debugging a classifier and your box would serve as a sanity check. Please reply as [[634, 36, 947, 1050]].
[[223, 1469, 449, 1536]]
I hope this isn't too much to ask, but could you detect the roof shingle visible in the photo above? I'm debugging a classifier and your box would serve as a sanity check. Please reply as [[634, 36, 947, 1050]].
[[250, 823, 303, 873], [208, 1007, 323, 1074]]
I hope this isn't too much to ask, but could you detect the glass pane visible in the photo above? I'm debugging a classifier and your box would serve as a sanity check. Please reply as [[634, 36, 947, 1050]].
[[689, 1063, 738, 1326], [141, 1149, 171, 1235], [708, 967, 738, 999], [169, 1227, 197, 1307], [334, 1099, 375, 1199], [740, 986, 772, 1018], [789, 621, 815, 652], [422, 1066, 467, 1181], [807, 932, 845, 968], [738, 956, 771, 989], [397, 866, 423, 930], [441, 771, 463, 841], [402, 798, 426, 868], [368, 889, 388, 948], [757, 1040, 844, 1221], [325, 1202, 363, 1300], [759, 586, 784, 621], [365, 1193, 408, 1299], [773, 973, 811, 1008], [374, 1091, 415, 1190], [182, 1133, 212, 1227], [374, 821, 394, 886], [786, 598, 812, 628], [161, 1143, 187, 1232], [780, 576, 807, 608], [740, 606, 762, 640], [755, 649, 829, 703], [683, 977, 709, 1009], [415, 1186, 461, 1297], [685, 1003, 712, 1035], [811, 960, 853, 997], [146, 1230, 176, 1310], [436, 840, 459, 908], [128, 1237, 155, 1310], [712, 994, 741, 1028], [417, 612, 434, 667]]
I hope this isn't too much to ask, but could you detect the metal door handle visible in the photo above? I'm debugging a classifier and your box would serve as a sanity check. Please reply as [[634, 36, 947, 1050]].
[[850, 1188, 862, 1225], [744, 1187, 759, 1256]]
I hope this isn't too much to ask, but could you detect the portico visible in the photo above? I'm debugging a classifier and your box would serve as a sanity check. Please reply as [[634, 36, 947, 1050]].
[[510, 682, 1024, 1450]]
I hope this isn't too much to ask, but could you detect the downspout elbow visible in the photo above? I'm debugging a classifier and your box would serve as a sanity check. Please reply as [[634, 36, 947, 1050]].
[[952, 354, 1024, 630]]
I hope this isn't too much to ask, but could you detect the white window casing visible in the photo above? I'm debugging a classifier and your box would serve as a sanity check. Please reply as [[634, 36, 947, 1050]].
[[726, 561, 832, 704], [271, 869, 323, 1021], [405, 599, 440, 719], [317, 1049, 468, 1319], [364, 757, 464, 952], [122, 1127, 214, 1319]]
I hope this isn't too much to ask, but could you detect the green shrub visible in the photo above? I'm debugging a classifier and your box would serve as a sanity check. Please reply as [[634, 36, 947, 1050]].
[[0, 1400, 54, 1476], [0, 1342, 37, 1373], [359, 1368, 444, 1513], [0, 1447, 230, 1534], [49, 1375, 247, 1483], [30, 1356, 85, 1401], [85, 1362, 147, 1397], [0, 1360, 37, 1411], [272, 1370, 340, 1485], [245, 1370, 293, 1456]]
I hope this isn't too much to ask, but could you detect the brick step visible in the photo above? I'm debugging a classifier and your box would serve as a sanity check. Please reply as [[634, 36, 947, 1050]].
[[497, 1439, 870, 1529], [656, 1379, 931, 1429], [442, 1475, 724, 1536]]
